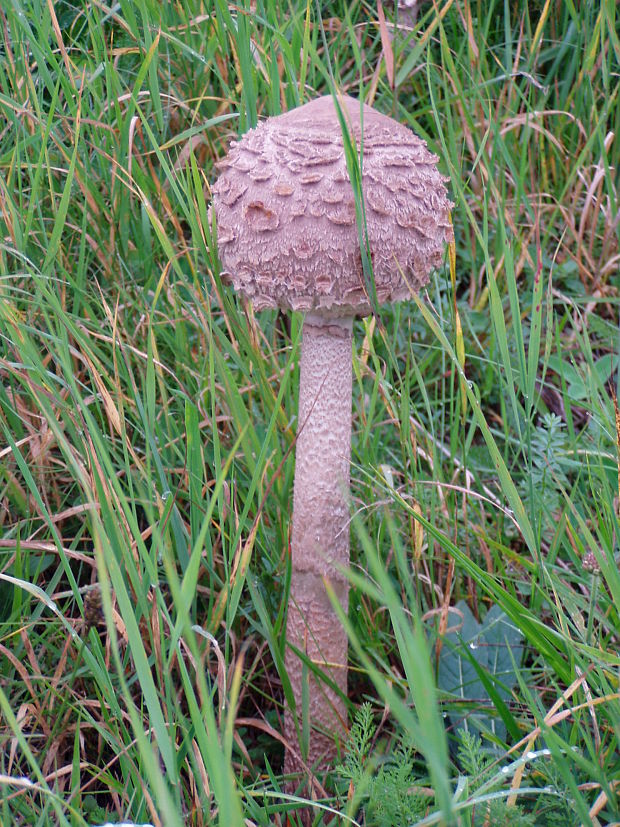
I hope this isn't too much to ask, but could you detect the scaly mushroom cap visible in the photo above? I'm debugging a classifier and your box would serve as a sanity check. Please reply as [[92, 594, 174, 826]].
[[212, 94, 453, 317]]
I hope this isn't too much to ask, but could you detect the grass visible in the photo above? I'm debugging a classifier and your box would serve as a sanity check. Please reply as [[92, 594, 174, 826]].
[[0, 0, 619, 824]]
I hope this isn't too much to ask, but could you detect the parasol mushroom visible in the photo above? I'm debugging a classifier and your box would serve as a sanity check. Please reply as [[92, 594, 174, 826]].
[[211, 93, 453, 773]]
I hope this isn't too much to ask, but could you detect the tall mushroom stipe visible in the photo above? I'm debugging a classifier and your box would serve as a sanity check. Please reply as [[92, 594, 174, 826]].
[[285, 312, 353, 770], [211, 94, 453, 773]]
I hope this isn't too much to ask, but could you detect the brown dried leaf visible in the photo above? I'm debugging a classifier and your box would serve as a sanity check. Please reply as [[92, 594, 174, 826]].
[[377, 2, 394, 89]]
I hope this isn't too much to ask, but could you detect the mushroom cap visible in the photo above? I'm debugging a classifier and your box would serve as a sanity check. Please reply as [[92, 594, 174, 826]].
[[212, 94, 453, 317]]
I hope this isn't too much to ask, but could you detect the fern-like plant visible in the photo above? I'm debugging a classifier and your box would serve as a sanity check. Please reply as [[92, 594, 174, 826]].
[[521, 412, 570, 524], [457, 731, 535, 827], [336, 704, 426, 826]]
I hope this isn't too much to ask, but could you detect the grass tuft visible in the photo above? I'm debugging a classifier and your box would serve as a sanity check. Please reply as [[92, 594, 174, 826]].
[[0, 1, 618, 824]]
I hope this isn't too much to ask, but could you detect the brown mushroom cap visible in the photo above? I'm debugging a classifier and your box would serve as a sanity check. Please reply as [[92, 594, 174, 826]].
[[212, 94, 453, 317]]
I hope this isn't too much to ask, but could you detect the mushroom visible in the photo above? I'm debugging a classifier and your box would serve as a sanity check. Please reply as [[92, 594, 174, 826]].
[[211, 94, 453, 773]]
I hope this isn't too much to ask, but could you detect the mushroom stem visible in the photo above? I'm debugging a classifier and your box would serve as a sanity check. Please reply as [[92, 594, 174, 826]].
[[284, 313, 353, 773]]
